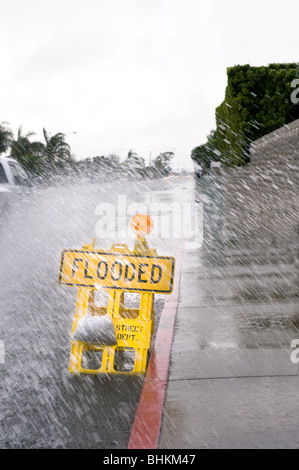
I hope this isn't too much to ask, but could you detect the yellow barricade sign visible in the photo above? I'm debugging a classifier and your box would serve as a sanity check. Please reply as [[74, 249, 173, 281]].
[[59, 215, 176, 374], [58, 250, 175, 294]]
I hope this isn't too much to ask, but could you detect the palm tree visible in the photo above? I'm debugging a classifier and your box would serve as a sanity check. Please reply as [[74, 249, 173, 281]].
[[0, 122, 13, 155], [10, 126, 44, 175], [11, 126, 39, 158], [42, 128, 72, 170]]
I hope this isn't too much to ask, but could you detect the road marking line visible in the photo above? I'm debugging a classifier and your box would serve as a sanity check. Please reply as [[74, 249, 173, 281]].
[[127, 240, 185, 449]]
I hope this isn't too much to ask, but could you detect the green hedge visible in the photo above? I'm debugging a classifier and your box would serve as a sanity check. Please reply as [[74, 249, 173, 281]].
[[192, 63, 299, 168]]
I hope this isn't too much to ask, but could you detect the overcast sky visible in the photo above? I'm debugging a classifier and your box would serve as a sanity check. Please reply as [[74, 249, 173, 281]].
[[1, 0, 298, 169]]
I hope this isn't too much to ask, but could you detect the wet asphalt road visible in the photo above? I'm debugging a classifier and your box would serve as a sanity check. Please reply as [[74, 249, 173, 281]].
[[0, 173, 298, 449], [0, 175, 186, 449]]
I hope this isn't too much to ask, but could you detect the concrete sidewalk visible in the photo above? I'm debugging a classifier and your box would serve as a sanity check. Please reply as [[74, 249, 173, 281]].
[[159, 241, 299, 449]]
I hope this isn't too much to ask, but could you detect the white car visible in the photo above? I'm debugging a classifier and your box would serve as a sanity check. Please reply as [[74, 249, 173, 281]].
[[0, 156, 33, 215]]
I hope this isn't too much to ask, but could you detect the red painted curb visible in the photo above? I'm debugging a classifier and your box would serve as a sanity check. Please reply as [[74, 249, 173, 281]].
[[127, 240, 185, 449]]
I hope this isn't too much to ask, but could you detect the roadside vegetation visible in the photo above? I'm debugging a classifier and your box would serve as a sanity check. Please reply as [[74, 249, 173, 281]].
[[0, 123, 174, 182], [192, 63, 299, 172]]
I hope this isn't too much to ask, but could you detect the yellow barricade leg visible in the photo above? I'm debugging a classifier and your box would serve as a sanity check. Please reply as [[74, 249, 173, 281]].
[[69, 287, 156, 374], [69, 341, 84, 373], [69, 287, 91, 373]]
